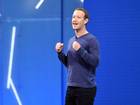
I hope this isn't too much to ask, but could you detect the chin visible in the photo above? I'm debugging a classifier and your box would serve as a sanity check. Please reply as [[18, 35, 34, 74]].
[[72, 26, 79, 30], [73, 28, 77, 30]]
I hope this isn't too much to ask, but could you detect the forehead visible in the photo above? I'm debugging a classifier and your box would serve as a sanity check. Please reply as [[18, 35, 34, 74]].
[[72, 10, 85, 16]]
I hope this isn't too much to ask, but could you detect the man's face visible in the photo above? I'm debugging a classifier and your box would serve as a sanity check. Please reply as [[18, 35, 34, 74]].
[[72, 10, 88, 30]]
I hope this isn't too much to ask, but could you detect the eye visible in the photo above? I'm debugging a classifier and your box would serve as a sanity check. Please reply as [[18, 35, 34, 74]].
[[72, 15, 84, 19]]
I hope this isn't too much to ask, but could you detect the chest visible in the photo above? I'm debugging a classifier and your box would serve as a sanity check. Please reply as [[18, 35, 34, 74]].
[[68, 38, 90, 53]]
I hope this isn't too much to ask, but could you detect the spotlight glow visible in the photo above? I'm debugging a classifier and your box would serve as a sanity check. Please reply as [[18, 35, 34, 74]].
[[80, 0, 84, 3]]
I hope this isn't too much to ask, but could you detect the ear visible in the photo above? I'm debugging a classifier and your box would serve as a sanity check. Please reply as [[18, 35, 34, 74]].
[[84, 18, 89, 24]]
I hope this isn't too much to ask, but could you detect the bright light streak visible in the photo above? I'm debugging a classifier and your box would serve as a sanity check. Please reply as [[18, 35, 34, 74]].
[[80, 0, 84, 3], [10, 79, 22, 105], [6, 26, 23, 105], [35, 0, 45, 9], [7, 26, 16, 89]]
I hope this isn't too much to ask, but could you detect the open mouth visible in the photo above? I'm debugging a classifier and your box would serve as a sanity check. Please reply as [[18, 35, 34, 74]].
[[73, 23, 78, 26]]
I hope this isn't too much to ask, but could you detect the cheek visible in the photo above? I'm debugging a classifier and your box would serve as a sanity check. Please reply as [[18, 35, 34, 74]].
[[71, 20, 73, 23], [80, 21, 85, 25]]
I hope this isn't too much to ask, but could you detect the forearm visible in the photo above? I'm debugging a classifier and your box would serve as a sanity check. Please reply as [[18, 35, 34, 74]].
[[57, 52, 68, 67], [77, 48, 99, 67]]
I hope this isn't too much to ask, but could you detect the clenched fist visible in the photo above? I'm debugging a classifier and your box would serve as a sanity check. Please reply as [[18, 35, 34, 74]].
[[72, 41, 81, 51], [55, 42, 64, 52]]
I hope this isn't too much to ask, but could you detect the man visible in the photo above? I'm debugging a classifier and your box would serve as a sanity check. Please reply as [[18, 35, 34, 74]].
[[55, 8, 99, 105]]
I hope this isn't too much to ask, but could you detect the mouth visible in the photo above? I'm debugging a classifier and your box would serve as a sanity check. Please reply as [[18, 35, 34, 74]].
[[72, 23, 78, 26]]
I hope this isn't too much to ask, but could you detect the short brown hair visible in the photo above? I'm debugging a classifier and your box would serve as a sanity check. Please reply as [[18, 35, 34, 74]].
[[74, 8, 89, 19]]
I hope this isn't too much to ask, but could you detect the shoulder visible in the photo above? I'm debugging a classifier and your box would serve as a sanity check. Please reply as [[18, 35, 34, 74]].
[[86, 33, 99, 48], [69, 36, 75, 43], [86, 33, 98, 42]]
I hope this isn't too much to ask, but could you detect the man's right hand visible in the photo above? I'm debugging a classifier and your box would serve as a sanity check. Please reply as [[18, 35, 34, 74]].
[[55, 42, 64, 53]]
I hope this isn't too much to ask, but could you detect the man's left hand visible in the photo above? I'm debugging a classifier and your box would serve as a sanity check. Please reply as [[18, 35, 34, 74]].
[[72, 41, 81, 51]]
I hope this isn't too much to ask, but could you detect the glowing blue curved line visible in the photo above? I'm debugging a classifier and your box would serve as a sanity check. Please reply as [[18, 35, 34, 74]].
[[35, 0, 45, 9]]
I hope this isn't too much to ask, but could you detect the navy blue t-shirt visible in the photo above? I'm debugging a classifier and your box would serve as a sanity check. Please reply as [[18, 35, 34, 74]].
[[58, 33, 99, 88]]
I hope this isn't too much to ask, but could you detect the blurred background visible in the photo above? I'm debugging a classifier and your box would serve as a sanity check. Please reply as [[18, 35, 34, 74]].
[[0, 0, 140, 105]]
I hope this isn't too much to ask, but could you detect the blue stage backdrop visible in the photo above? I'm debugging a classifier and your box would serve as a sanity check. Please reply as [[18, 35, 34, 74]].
[[0, 0, 82, 105], [0, 0, 140, 105], [84, 0, 140, 105]]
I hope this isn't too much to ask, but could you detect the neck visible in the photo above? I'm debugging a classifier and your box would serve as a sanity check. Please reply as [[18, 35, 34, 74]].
[[75, 27, 88, 37]]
